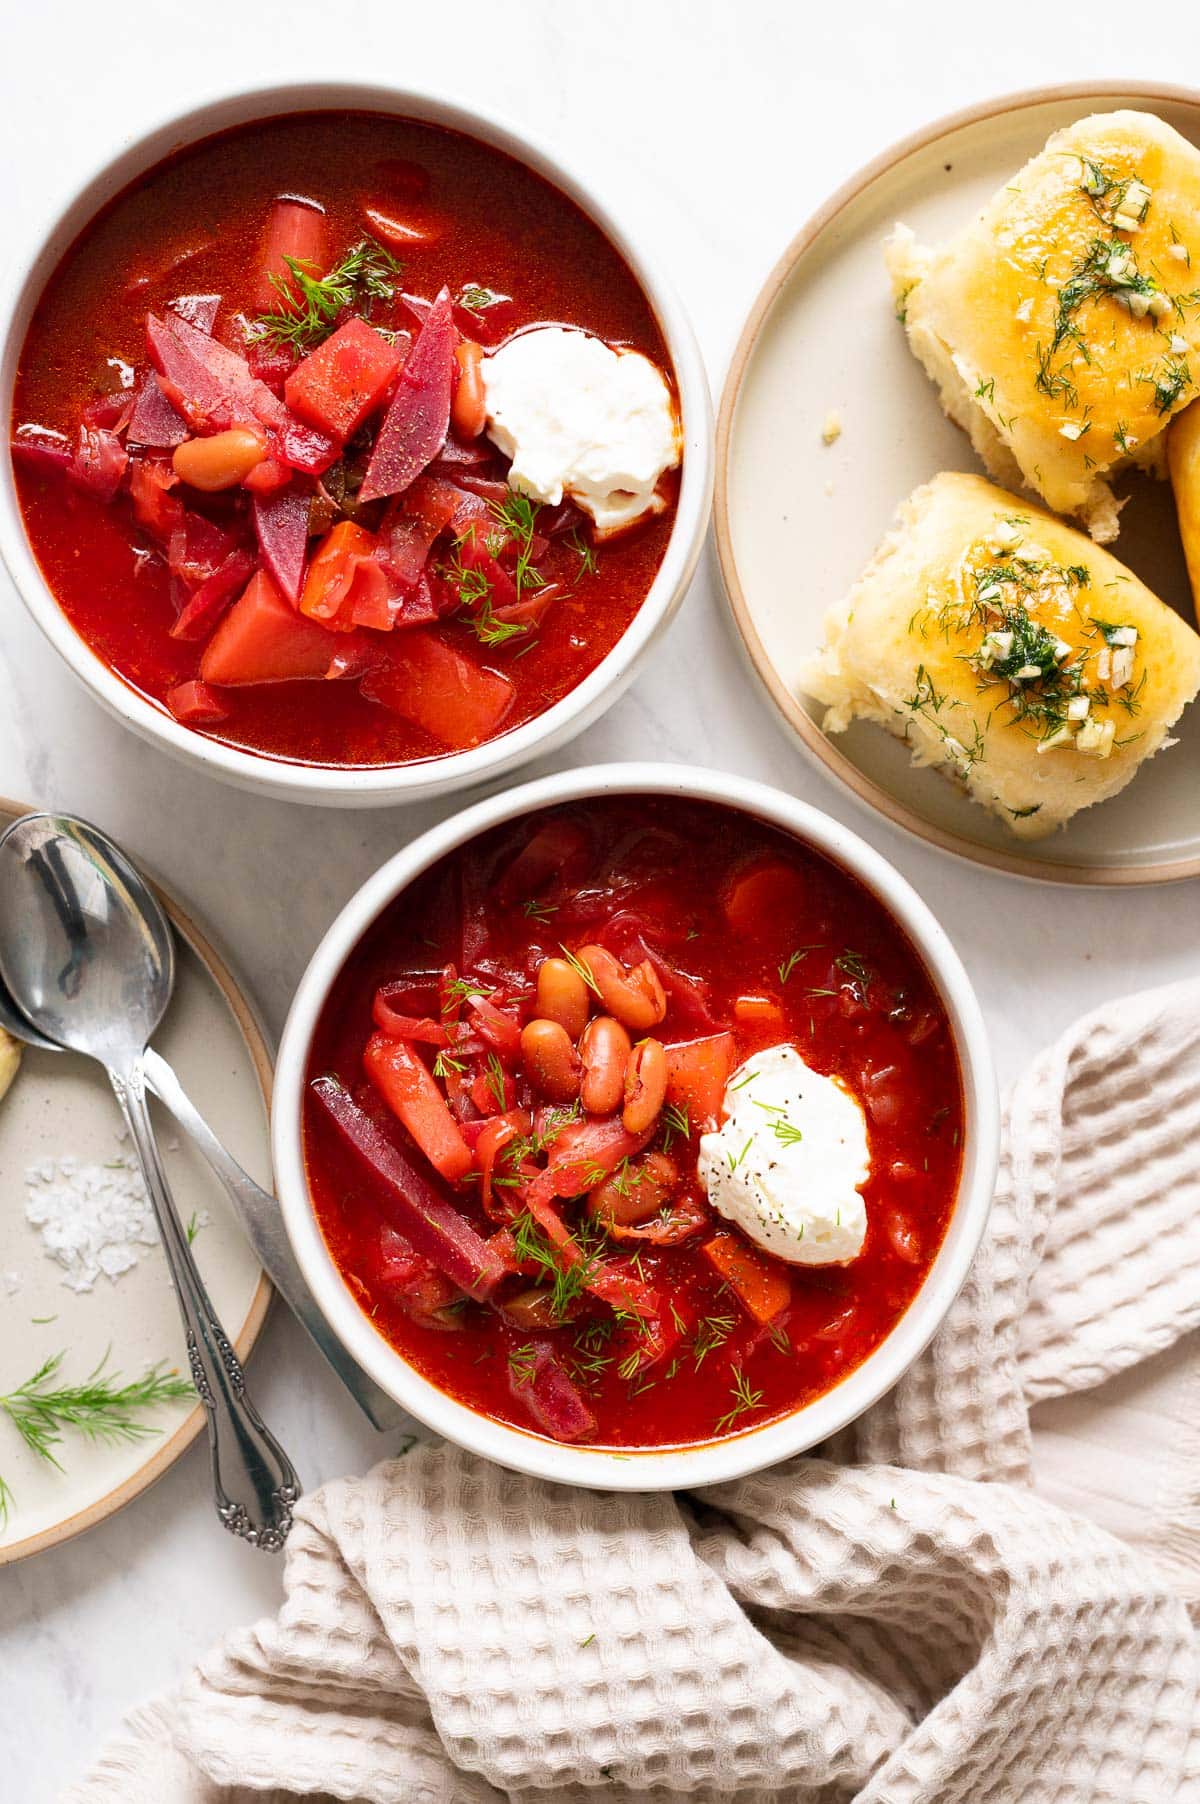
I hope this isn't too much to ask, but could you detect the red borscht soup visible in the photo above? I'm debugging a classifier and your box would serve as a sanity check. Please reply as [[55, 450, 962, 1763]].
[[303, 798, 963, 1450], [12, 114, 680, 767]]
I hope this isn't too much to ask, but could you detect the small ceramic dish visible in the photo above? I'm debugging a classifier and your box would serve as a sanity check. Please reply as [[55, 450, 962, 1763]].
[[272, 763, 999, 1491], [0, 798, 272, 1564], [0, 81, 712, 808], [716, 82, 1200, 884]]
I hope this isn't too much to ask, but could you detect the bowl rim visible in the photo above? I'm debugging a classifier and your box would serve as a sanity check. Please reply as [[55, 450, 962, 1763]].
[[714, 78, 1200, 887], [0, 79, 713, 806], [271, 761, 1001, 1491]]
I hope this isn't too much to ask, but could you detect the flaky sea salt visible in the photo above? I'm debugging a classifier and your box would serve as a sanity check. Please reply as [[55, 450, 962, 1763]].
[[24, 1151, 159, 1293]]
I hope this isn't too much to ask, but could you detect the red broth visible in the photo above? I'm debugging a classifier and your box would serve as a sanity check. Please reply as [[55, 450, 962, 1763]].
[[303, 798, 963, 1450], [12, 113, 678, 767]]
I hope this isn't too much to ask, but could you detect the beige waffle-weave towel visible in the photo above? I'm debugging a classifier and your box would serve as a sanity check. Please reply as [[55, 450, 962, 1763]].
[[67, 981, 1200, 1803]]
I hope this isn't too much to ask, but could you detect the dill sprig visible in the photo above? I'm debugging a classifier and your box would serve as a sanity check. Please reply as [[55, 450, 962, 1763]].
[[255, 238, 401, 352], [558, 944, 603, 999], [458, 283, 508, 317], [691, 1312, 736, 1369], [444, 545, 530, 648], [1, 1350, 193, 1478], [488, 493, 546, 602], [714, 1365, 764, 1434], [510, 1211, 605, 1321]]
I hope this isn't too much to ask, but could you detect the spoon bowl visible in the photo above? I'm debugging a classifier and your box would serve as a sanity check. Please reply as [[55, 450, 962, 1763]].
[[0, 814, 173, 1071]]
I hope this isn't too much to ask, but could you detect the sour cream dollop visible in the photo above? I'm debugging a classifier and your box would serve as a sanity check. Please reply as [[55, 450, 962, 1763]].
[[481, 326, 680, 535], [697, 1044, 871, 1266]]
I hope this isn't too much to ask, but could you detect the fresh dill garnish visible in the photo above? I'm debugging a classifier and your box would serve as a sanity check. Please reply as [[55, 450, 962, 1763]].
[[432, 1048, 465, 1079], [485, 1053, 508, 1114], [507, 1343, 539, 1388], [714, 1366, 764, 1435], [660, 1102, 691, 1152], [772, 1120, 804, 1147], [835, 950, 873, 993], [488, 493, 546, 602], [570, 1318, 617, 1381], [0, 1350, 192, 1478], [521, 896, 557, 922], [445, 544, 530, 648], [726, 1135, 754, 1174], [0, 1474, 13, 1531], [458, 283, 507, 316], [728, 1068, 758, 1093], [558, 944, 602, 998], [778, 945, 822, 985], [894, 283, 914, 324], [441, 975, 491, 1012], [767, 1321, 792, 1355], [185, 1212, 200, 1246], [691, 1313, 736, 1368], [569, 527, 599, 582], [254, 237, 400, 351], [510, 1211, 604, 1321]]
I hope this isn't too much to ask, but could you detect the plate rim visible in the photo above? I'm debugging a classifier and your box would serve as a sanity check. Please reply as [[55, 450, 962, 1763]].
[[0, 796, 273, 1565], [714, 79, 1200, 887]]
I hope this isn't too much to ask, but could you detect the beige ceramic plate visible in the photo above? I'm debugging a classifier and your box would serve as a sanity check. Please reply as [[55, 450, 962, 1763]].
[[717, 82, 1200, 885], [0, 799, 271, 1562]]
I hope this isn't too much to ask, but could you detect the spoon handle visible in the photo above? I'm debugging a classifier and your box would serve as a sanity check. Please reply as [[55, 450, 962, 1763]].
[[142, 1049, 404, 1431], [110, 1061, 301, 1551]]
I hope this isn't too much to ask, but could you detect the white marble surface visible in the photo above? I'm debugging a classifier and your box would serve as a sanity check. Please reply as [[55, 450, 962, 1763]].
[[1, 6, 1197, 1797]]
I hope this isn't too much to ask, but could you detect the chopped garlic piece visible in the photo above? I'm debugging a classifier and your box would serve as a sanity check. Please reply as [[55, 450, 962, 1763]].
[[1170, 333, 1189, 354], [1037, 724, 1076, 753], [1097, 646, 1112, 681], [978, 628, 1014, 668], [1059, 422, 1085, 441], [821, 410, 843, 445], [1067, 694, 1090, 720], [1015, 298, 1033, 323], [1169, 242, 1189, 261], [990, 518, 1024, 550], [1076, 716, 1116, 758], [1053, 639, 1073, 661], [1110, 646, 1136, 688], [1014, 663, 1043, 680], [1108, 625, 1138, 646], [1148, 292, 1173, 320]]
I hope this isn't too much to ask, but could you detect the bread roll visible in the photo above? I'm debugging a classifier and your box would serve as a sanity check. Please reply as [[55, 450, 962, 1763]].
[[889, 111, 1200, 542], [1168, 398, 1200, 623], [799, 472, 1200, 838]]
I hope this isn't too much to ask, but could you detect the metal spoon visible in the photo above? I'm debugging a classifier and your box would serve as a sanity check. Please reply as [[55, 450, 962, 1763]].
[[0, 977, 401, 1431], [0, 812, 300, 1550]]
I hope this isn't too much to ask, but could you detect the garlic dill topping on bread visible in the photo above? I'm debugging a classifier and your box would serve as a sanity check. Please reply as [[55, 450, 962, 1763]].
[[887, 111, 1200, 543], [798, 473, 1200, 839]]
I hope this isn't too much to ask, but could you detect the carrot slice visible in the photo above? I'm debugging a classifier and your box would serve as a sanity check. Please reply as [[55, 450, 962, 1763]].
[[702, 1230, 791, 1325], [363, 1031, 473, 1182], [663, 1033, 736, 1129]]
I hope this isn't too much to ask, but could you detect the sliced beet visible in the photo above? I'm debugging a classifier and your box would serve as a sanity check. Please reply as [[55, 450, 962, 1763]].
[[170, 547, 257, 641], [309, 1075, 504, 1299], [359, 288, 455, 502], [67, 427, 127, 502], [509, 1343, 598, 1443], [11, 424, 72, 475], [128, 372, 189, 448], [252, 488, 310, 604]]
